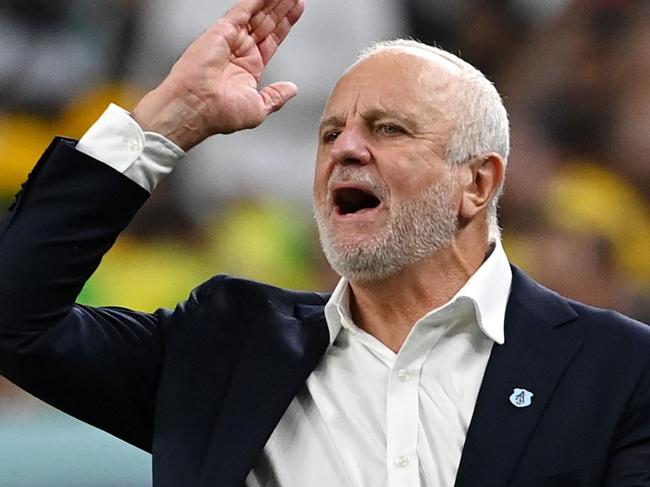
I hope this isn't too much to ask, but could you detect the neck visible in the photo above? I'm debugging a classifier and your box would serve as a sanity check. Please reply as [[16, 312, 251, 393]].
[[347, 236, 490, 353]]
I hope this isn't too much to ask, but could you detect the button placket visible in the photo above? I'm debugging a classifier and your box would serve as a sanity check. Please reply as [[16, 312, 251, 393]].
[[386, 353, 423, 487]]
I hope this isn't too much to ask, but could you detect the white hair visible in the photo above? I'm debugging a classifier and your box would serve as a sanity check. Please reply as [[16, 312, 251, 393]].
[[356, 39, 510, 241]]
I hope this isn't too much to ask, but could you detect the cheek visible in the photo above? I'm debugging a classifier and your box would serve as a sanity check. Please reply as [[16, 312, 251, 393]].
[[312, 156, 330, 201], [379, 160, 438, 196], [382, 146, 450, 192], [387, 169, 419, 191]]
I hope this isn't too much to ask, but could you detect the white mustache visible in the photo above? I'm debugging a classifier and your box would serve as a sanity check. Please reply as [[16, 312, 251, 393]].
[[326, 166, 390, 201]]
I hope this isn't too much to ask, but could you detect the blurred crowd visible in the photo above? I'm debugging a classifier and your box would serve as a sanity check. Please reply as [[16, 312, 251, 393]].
[[1, 0, 649, 401]]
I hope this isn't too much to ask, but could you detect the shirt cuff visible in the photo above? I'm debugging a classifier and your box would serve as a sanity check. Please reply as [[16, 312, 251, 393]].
[[76, 103, 185, 193]]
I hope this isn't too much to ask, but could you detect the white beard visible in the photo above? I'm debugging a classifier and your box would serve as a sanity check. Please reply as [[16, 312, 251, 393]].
[[315, 167, 459, 282]]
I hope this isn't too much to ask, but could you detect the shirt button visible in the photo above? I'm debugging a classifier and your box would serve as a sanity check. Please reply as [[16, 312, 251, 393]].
[[126, 140, 141, 152], [397, 369, 411, 382], [393, 456, 409, 468]]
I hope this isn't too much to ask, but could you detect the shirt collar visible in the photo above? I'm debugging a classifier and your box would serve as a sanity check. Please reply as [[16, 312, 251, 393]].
[[324, 240, 512, 345], [324, 277, 355, 343]]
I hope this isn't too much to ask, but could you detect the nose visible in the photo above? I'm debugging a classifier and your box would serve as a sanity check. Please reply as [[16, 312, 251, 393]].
[[330, 125, 371, 166]]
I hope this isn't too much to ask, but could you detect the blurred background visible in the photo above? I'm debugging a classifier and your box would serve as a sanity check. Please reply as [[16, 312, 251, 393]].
[[0, 0, 648, 484]]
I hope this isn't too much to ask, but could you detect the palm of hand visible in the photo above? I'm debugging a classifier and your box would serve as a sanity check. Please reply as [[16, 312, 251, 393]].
[[216, 42, 270, 133], [133, 0, 304, 150]]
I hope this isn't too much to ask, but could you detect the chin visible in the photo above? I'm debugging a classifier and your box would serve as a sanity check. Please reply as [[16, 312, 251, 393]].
[[331, 257, 402, 283], [321, 239, 401, 282]]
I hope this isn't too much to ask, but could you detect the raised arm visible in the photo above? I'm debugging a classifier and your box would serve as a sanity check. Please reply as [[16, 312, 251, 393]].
[[0, 0, 305, 451], [133, 0, 305, 150]]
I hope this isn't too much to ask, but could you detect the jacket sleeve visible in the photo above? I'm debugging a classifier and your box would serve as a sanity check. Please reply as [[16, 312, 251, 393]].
[[0, 138, 167, 452]]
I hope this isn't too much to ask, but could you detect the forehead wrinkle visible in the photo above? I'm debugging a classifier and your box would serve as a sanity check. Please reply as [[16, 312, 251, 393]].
[[323, 54, 457, 140], [356, 86, 454, 154], [358, 91, 452, 137], [320, 93, 362, 130]]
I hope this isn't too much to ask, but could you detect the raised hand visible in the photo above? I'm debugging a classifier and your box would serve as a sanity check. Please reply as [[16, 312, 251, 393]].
[[132, 0, 305, 150]]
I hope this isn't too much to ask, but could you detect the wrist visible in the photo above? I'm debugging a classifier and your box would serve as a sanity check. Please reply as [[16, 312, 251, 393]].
[[131, 84, 207, 151]]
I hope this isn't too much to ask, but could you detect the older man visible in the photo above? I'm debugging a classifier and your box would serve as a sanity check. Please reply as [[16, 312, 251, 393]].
[[0, 1, 648, 486]]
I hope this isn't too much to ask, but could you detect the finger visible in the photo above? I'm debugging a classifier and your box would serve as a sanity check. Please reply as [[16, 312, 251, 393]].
[[260, 81, 299, 115], [284, 0, 304, 25], [248, 0, 284, 31], [248, 0, 302, 42], [257, 26, 284, 65], [217, 0, 273, 54], [257, 2, 304, 64], [224, 0, 269, 26]]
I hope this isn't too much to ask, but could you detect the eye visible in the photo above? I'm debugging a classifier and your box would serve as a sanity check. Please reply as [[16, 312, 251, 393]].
[[322, 130, 341, 144], [377, 123, 404, 135]]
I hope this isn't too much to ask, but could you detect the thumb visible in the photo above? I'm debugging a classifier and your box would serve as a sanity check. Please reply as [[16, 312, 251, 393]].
[[260, 81, 299, 115]]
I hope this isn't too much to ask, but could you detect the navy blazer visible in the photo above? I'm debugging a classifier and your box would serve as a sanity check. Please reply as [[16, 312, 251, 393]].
[[0, 139, 649, 487]]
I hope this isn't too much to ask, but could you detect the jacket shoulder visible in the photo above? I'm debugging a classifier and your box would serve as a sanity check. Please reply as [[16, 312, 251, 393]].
[[170, 273, 329, 320], [567, 298, 650, 347], [510, 265, 650, 348], [204, 274, 328, 303]]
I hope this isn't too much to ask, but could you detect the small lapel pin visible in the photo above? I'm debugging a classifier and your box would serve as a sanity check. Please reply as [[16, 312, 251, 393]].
[[509, 388, 534, 408]]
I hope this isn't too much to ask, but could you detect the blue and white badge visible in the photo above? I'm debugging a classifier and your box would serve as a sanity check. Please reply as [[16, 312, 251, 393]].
[[509, 388, 534, 408]]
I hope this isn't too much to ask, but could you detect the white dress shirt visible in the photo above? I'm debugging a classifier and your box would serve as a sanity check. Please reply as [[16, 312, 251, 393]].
[[76, 105, 513, 487], [245, 247, 511, 487]]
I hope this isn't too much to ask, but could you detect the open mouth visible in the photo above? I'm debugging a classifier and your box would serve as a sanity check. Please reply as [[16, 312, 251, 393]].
[[333, 187, 382, 215]]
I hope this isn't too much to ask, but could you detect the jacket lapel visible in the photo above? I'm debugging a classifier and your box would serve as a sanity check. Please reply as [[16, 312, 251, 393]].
[[455, 267, 583, 487], [196, 301, 329, 487]]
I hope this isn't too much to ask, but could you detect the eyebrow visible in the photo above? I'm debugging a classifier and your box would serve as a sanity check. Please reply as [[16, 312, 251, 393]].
[[319, 109, 418, 132], [319, 115, 346, 131], [362, 109, 418, 130]]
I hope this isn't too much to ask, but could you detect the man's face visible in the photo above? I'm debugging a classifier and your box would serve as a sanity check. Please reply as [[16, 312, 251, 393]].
[[313, 50, 463, 281]]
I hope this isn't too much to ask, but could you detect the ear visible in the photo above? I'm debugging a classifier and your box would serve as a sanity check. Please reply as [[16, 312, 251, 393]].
[[458, 153, 506, 221]]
